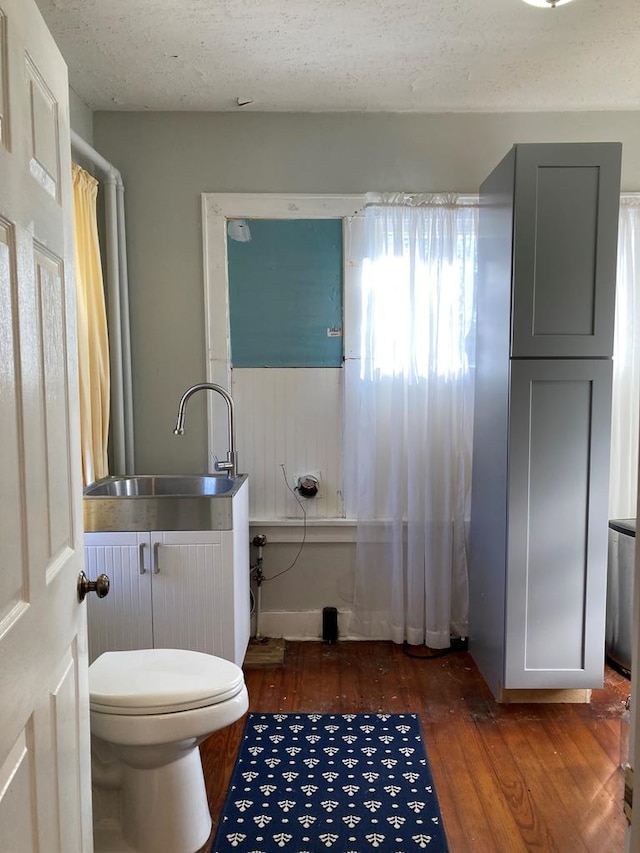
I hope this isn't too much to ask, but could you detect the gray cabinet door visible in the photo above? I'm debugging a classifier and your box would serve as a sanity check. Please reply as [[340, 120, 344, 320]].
[[510, 143, 621, 359], [504, 359, 612, 689]]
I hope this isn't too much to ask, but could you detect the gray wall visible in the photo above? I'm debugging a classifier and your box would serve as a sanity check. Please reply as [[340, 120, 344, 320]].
[[91, 111, 640, 627], [69, 87, 93, 144], [93, 110, 640, 478], [69, 87, 93, 145], [68, 87, 98, 178]]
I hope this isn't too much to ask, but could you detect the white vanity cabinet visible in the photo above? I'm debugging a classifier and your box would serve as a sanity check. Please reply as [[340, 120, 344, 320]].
[[85, 527, 250, 666]]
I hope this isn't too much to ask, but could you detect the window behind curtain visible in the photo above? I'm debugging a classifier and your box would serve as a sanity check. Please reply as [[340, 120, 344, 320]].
[[360, 217, 476, 380], [343, 196, 478, 521]]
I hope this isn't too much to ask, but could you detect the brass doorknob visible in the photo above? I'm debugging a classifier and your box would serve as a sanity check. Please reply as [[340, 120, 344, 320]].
[[77, 570, 110, 602]]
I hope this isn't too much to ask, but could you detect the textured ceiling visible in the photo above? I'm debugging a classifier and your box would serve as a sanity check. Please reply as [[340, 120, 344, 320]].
[[35, 0, 640, 112]]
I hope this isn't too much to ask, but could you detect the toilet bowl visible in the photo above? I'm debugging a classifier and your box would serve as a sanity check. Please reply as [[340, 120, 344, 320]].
[[89, 648, 248, 853]]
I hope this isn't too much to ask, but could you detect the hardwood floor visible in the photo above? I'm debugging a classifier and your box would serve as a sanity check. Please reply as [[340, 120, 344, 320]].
[[201, 641, 630, 852]]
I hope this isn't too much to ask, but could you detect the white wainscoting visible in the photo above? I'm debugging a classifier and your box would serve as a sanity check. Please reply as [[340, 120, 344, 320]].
[[257, 609, 355, 640], [254, 610, 388, 641], [233, 367, 343, 519]]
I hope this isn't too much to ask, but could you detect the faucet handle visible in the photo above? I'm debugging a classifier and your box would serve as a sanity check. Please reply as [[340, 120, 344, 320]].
[[212, 451, 238, 477], [213, 454, 233, 474]]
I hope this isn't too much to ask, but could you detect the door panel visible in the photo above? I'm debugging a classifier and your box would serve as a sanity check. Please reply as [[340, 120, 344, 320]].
[[0, 0, 91, 849], [26, 54, 61, 200], [505, 359, 612, 688], [511, 143, 621, 358], [0, 219, 25, 626], [0, 729, 37, 850], [35, 245, 73, 563], [51, 650, 83, 851]]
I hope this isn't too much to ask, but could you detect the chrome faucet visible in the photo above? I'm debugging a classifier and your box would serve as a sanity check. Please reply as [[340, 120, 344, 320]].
[[173, 382, 238, 477]]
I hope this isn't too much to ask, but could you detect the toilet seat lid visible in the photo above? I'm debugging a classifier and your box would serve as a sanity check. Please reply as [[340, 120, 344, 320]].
[[89, 649, 245, 715]]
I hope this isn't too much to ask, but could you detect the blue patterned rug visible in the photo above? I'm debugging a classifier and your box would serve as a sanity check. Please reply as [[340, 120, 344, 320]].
[[212, 712, 448, 852]]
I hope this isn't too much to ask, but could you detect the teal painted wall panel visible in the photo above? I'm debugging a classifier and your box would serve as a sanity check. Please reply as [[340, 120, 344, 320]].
[[227, 218, 343, 367]]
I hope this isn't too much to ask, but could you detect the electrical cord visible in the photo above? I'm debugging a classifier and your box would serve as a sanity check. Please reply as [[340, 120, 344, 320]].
[[261, 464, 308, 583]]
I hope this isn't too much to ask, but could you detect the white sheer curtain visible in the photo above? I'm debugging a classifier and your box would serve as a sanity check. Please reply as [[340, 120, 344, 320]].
[[345, 194, 478, 648], [610, 196, 640, 519]]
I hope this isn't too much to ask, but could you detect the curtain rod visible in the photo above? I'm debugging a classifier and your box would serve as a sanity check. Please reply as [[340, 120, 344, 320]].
[[70, 130, 122, 185], [70, 130, 134, 475], [364, 192, 479, 208]]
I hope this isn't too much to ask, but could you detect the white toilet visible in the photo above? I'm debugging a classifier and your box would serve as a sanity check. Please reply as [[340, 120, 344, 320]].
[[89, 648, 248, 853]]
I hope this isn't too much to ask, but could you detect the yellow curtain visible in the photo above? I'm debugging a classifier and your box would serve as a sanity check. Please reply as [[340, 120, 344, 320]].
[[73, 163, 110, 485]]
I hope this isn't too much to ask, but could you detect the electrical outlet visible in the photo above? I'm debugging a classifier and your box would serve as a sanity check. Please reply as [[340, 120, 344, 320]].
[[294, 470, 322, 497]]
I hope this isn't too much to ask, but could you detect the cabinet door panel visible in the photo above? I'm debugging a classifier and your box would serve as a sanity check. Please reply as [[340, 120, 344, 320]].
[[505, 359, 612, 688], [511, 143, 621, 358], [150, 531, 237, 662], [84, 532, 153, 663]]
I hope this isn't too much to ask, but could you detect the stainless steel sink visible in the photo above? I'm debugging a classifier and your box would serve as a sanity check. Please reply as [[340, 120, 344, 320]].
[[83, 474, 248, 532], [84, 474, 237, 498]]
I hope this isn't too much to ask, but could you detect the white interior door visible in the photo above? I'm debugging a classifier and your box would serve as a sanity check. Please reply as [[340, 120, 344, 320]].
[[0, 0, 92, 850]]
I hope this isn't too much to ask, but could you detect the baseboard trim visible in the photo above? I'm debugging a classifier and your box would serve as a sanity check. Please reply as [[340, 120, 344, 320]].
[[253, 609, 384, 641]]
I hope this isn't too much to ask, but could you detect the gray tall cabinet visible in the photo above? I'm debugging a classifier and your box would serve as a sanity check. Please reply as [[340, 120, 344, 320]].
[[469, 143, 622, 699]]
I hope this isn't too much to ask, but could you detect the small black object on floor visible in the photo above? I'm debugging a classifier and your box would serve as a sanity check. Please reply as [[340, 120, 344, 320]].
[[322, 606, 338, 644]]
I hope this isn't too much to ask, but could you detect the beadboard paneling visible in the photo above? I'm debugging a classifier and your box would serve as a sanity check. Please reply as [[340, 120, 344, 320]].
[[232, 367, 343, 519], [151, 531, 233, 661], [85, 532, 153, 663]]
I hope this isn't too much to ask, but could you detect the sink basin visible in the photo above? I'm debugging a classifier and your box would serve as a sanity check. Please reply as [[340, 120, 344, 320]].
[[84, 474, 236, 498], [83, 473, 248, 532]]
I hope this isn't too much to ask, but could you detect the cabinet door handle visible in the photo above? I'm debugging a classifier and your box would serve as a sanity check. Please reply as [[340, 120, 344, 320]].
[[153, 542, 161, 574], [139, 542, 147, 574]]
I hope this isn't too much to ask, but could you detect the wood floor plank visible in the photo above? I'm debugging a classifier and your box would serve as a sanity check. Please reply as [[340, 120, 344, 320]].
[[542, 716, 625, 852], [521, 718, 623, 853], [431, 718, 507, 851], [589, 716, 625, 768], [547, 712, 618, 799], [421, 722, 470, 852], [500, 719, 593, 851], [450, 718, 531, 852], [475, 719, 567, 852]]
